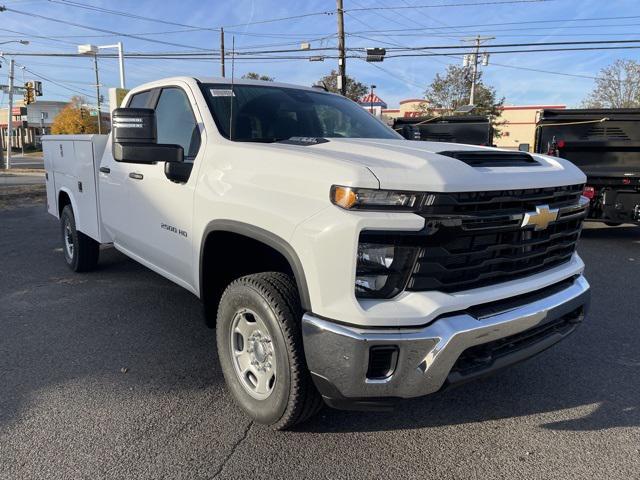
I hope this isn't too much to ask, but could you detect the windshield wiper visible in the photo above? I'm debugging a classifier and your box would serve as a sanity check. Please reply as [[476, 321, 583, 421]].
[[235, 137, 290, 143]]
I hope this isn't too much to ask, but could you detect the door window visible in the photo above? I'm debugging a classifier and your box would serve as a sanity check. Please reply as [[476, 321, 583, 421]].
[[127, 90, 151, 108], [155, 87, 201, 158]]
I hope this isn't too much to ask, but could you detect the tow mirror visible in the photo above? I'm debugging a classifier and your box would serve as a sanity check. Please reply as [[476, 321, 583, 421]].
[[112, 108, 183, 164]]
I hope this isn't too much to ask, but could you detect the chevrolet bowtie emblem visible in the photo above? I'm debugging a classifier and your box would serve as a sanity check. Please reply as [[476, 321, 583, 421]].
[[521, 204, 559, 231]]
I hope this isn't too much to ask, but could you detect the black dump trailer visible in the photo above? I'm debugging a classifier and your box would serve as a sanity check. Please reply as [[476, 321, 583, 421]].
[[394, 115, 493, 146], [536, 108, 640, 225]]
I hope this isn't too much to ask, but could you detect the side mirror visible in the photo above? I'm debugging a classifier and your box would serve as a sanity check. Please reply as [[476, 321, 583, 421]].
[[112, 108, 183, 164], [518, 143, 530, 152]]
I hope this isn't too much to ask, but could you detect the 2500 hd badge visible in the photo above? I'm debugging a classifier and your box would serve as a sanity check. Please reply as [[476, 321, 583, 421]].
[[161, 223, 187, 238]]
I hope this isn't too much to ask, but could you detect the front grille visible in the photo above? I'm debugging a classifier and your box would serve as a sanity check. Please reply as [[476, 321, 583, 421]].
[[407, 185, 585, 293], [360, 185, 586, 295], [420, 184, 584, 216]]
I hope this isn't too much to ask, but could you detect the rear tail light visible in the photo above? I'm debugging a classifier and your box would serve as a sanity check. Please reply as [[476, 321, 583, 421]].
[[557, 139, 566, 149], [583, 186, 596, 199], [622, 178, 631, 185]]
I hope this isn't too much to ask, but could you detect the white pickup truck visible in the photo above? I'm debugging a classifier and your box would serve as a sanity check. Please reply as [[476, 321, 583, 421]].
[[43, 76, 590, 429]]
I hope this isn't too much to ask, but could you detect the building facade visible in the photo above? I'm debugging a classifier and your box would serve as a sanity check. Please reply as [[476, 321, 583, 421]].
[[494, 105, 566, 150], [358, 92, 388, 118], [0, 100, 68, 150]]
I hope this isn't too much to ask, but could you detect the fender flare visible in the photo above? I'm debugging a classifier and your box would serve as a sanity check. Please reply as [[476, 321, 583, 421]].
[[199, 220, 312, 311], [57, 187, 79, 220]]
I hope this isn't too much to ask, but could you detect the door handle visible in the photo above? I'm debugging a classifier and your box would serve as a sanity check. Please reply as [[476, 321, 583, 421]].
[[99, 166, 110, 174], [129, 172, 144, 180]]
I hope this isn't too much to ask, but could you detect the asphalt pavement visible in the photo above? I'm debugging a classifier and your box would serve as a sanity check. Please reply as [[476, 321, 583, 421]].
[[1, 204, 639, 480]]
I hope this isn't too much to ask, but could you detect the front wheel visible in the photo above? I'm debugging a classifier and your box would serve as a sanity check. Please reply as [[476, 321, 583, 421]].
[[60, 205, 99, 272], [216, 272, 322, 430]]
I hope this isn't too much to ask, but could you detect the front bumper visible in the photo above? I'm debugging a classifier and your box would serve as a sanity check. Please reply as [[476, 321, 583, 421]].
[[302, 275, 590, 410]]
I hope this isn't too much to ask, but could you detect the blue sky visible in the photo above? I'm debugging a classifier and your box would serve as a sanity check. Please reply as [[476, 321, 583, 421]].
[[0, 0, 638, 109]]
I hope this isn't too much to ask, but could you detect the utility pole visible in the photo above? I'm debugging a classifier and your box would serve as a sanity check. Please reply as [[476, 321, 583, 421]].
[[6, 58, 14, 170], [220, 27, 225, 77], [93, 53, 102, 134], [463, 35, 494, 106], [369, 84, 376, 114], [336, 0, 346, 96]]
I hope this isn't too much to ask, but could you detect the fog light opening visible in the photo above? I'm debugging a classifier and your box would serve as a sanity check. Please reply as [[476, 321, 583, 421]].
[[366, 345, 399, 380]]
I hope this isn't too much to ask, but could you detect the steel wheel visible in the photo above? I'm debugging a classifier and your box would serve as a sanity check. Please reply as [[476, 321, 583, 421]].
[[230, 308, 277, 400], [63, 217, 75, 260]]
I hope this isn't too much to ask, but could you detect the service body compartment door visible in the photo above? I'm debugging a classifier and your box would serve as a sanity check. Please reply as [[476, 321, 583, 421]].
[[42, 136, 104, 241], [98, 137, 132, 248]]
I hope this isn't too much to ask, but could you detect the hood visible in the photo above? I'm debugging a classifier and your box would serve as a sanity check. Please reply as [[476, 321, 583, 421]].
[[265, 138, 586, 192]]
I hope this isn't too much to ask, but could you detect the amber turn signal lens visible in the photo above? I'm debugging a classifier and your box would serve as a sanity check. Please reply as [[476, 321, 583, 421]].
[[332, 186, 357, 209]]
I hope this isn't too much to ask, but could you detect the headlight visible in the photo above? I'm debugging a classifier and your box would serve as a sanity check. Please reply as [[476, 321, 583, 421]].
[[355, 239, 419, 299], [331, 185, 423, 211]]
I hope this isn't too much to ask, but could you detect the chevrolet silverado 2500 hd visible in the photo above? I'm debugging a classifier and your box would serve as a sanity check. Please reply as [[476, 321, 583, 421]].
[[43, 77, 590, 430]]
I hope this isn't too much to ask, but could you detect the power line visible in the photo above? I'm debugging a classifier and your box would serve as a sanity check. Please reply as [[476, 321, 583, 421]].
[[47, 0, 218, 31], [0, 6, 211, 51], [21, 65, 97, 98], [383, 38, 640, 52], [345, 15, 640, 35], [0, 26, 78, 46], [221, 11, 335, 28], [346, 0, 555, 12], [386, 45, 640, 58]]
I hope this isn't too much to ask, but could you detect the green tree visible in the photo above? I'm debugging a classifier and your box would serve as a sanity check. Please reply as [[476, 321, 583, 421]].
[[419, 65, 505, 137], [241, 72, 275, 81], [51, 96, 99, 134], [582, 59, 640, 108], [318, 70, 369, 101]]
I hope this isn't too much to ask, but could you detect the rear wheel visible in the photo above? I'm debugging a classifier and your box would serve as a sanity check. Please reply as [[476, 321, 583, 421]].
[[60, 205, 99, 272], [216, 272, 322, 430]]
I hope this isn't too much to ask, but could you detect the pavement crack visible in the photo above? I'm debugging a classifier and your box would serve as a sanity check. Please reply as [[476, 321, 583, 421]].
[[211, 420, 253, 478]]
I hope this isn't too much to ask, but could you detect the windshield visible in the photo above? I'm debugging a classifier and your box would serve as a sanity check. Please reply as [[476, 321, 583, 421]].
[[201, 83, 400, 142]]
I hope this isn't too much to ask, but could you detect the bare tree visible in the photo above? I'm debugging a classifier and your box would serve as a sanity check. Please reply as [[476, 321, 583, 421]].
[[241, 72, 274, 81], [318, 70, 368, 101], [420, 65, 505, 137], [583, 60, 640, 108]]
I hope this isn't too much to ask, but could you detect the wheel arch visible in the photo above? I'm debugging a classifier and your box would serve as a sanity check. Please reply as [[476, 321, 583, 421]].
[[199, 220, 312, 324], [57, 187, 78, 219]]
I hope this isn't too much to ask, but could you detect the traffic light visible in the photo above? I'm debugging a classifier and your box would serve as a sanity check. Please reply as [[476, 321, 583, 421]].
[[34, 80, 43, 97], [23, 81, 35, 105], [366, 48, 386, 62]]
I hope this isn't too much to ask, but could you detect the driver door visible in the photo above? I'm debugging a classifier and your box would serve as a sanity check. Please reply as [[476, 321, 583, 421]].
[[124, 84, 203, 290]]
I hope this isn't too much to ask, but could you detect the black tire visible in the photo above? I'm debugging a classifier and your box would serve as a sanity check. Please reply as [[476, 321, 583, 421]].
[[60, 205, 99, 272], [216, 272, 322, 430], [604, 222, 622, 227]]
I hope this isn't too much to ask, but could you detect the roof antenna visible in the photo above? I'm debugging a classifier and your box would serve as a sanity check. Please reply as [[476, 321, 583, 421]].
[[229, 35, 235, 141]]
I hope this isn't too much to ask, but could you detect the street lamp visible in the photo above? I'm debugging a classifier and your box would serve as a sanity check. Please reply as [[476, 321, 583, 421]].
[[369, 84, 377, 115], [78, 42, 127, 134], [0, 40, 29, 46], [78, 42, 125, 89], [78, 44, 102, 134]]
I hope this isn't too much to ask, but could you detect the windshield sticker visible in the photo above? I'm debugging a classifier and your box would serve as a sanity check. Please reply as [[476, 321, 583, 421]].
[[210, 89, 235, 97]]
